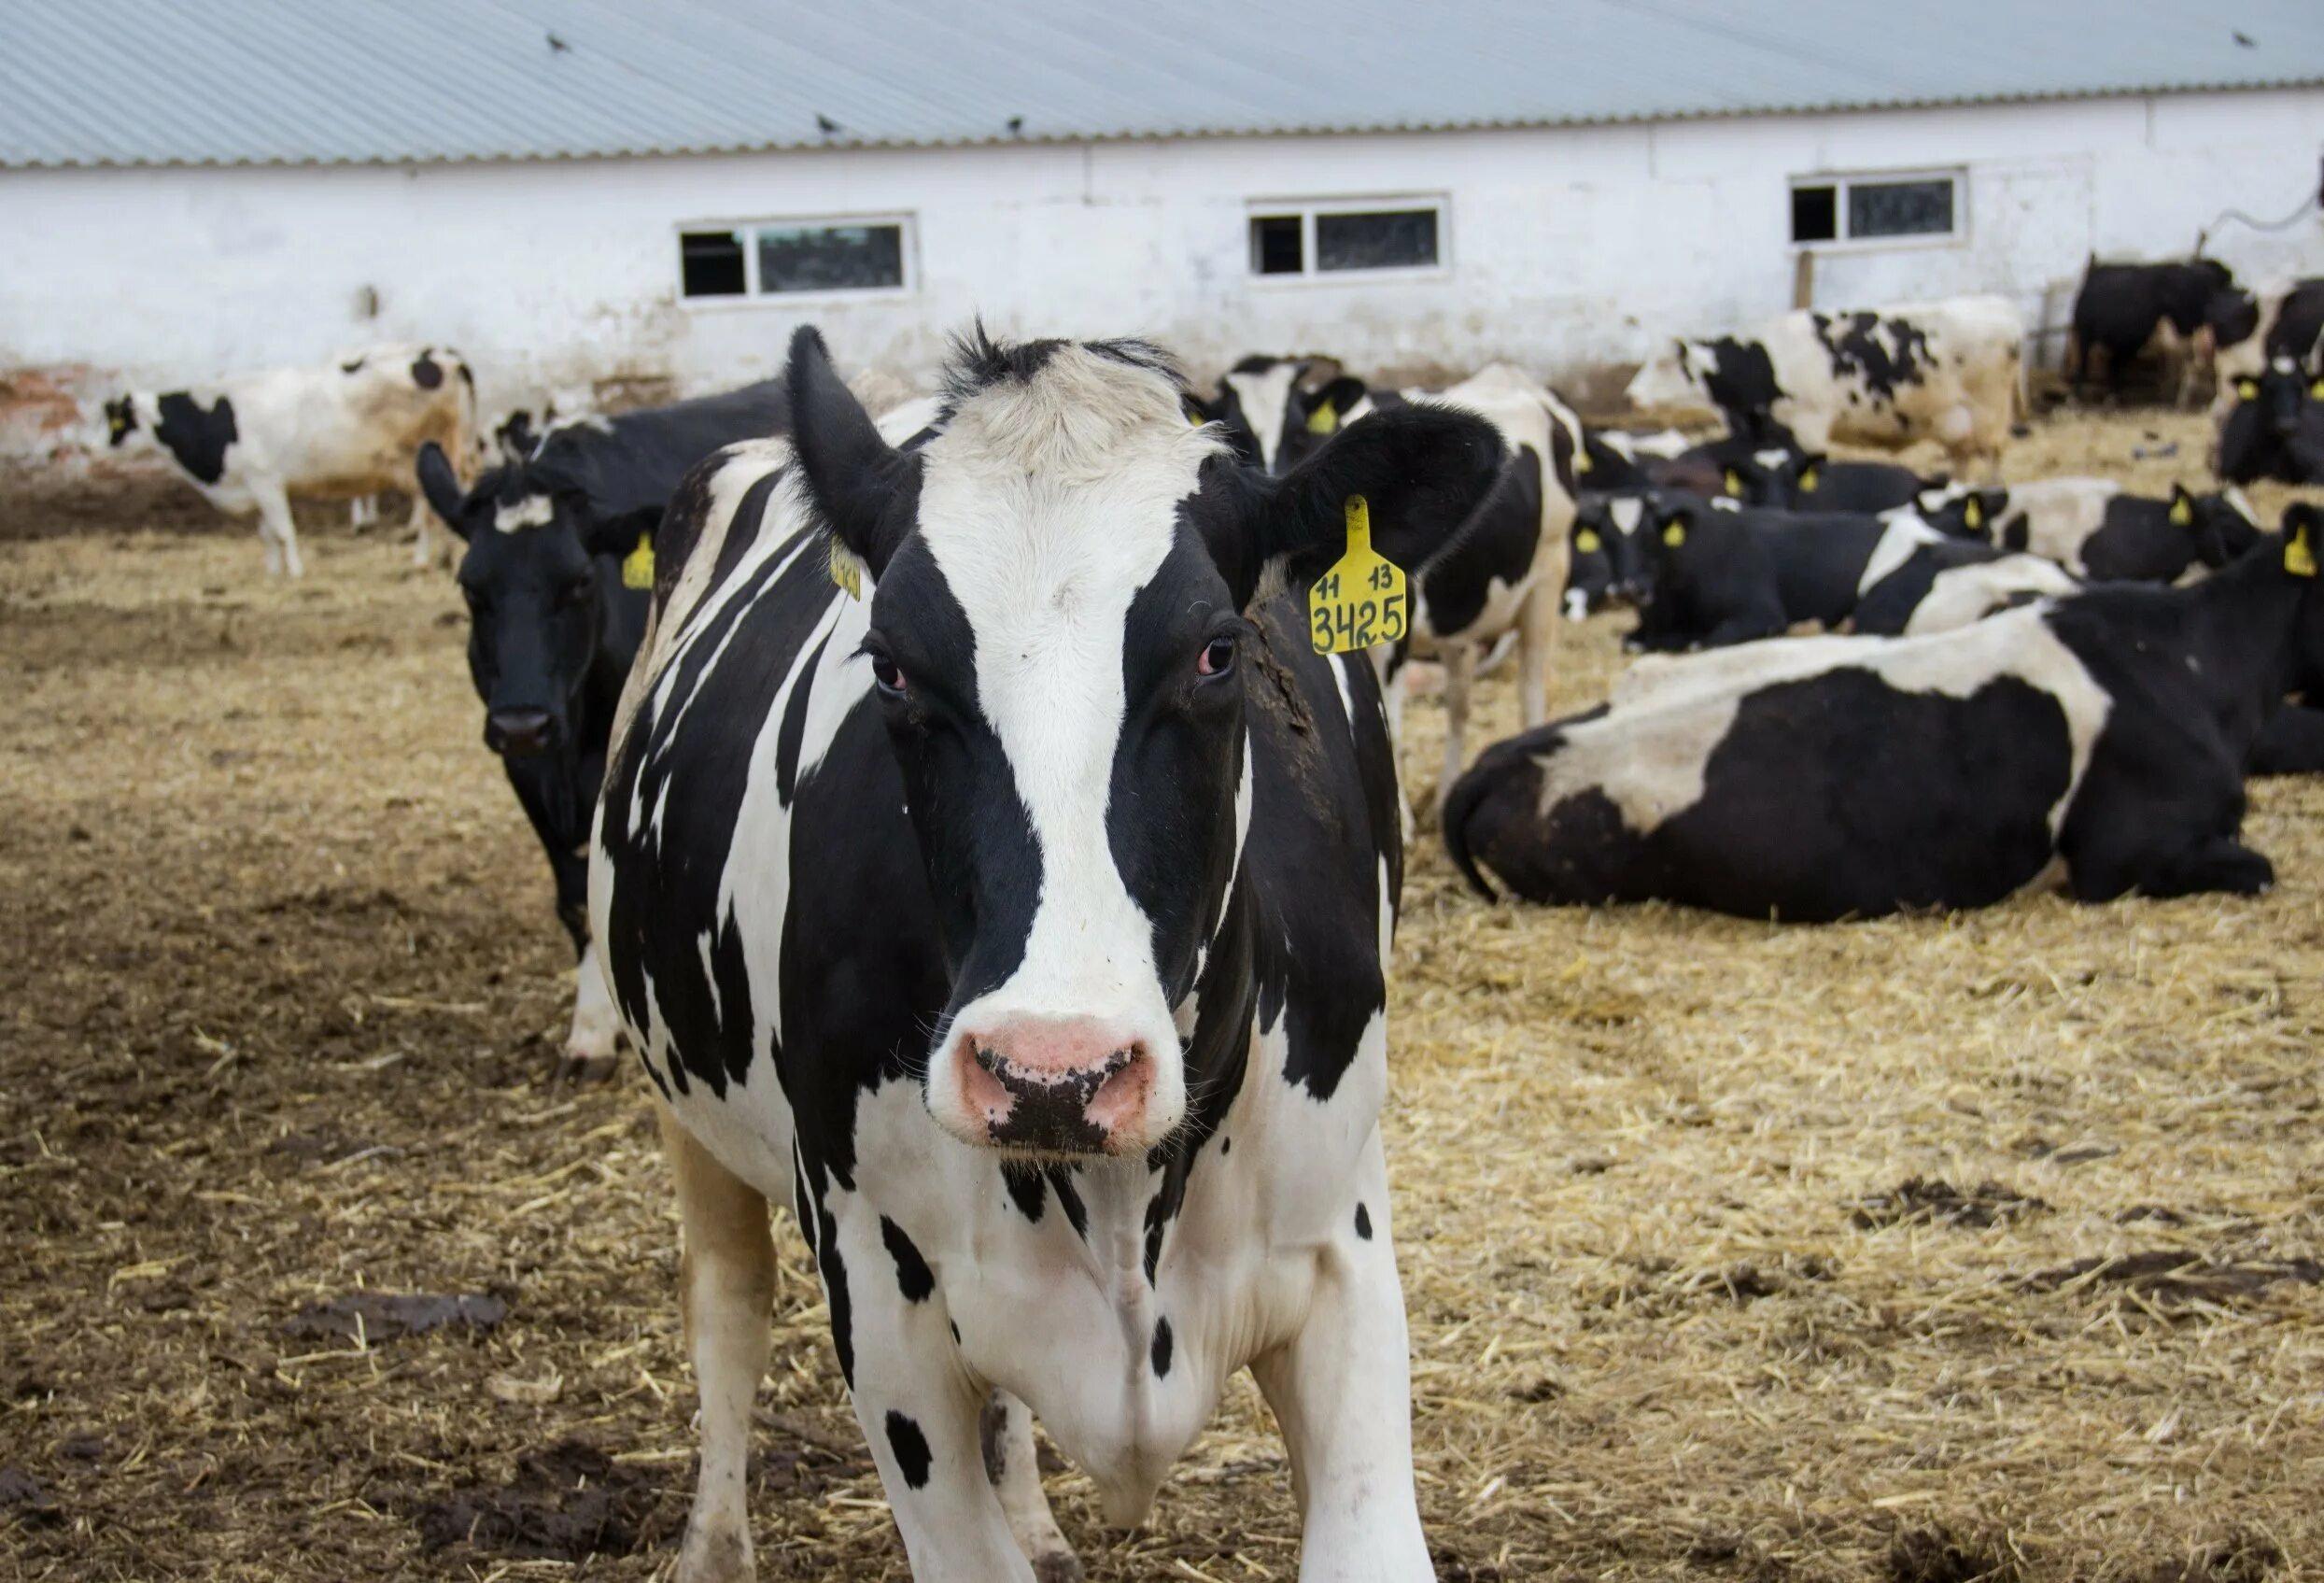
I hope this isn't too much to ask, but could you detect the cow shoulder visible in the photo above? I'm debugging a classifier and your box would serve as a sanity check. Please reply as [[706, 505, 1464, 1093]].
[[152, 392, 240, 485]]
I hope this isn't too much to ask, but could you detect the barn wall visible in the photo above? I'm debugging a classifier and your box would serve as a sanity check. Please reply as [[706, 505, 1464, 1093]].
[[3, 86, 2322, 452]]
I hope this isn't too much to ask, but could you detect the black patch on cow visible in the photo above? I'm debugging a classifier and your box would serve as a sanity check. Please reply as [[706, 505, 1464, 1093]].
[[939, 324, 1177, 416], [809, 1166, 854, 1387], [152, 392, 238, 485], [1002, 1163, 1047, 1223], [1143, 1192, 1167, 1285], [884, 1411, 933, 1489], [1811, 312, 1930, 401], [1547, 419, 1578, 502], [341, 357, 365, 374], [1355, 1202, 1373, 1239], [775, 630, 833, 803], [2003, 516, 2030, 552], [412, 352, 445, 389], [1218, 1136, 1230, 1156], [880, 1216, 934, 1303], [1149, 1316, 1174, 1378], [1412, 445, 1545, 640], [1698, 339, 1785, 443], [1047, 1167, 1089, 1240], [979, 1396, 1009, 1483]]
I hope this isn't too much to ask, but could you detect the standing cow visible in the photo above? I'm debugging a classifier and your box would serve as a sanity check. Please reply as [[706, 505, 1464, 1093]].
[[103, 345, 476, 575], [2066, 258, 2238, 406], [589, 326, 1505, 1582], [1626, 297, 2024, 477], [415, 379, 793, 1075]]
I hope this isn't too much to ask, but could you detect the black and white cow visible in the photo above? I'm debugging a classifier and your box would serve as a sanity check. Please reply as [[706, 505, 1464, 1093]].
[[1724, 450, 1939, 515], [2208, 276, 2324, 444], [1445, 507, 2324, 919], [1190, 354, 1374, 473], [414, 378, 792, 1074], [103, 344, 475, 574], [2218, 356, 2324, 486], [1626, 298, 2024, 476], [1849, 536, 2080, 637], [2067, 258, 2238, 405], [588, 327, 1505, 1582], [1985, 479, 2263, 581], [1627, 497, 1950, 651], [1565, 494, 1658, 618]]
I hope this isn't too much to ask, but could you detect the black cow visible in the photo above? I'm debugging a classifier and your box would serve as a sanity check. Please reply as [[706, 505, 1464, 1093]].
[[1190, 354, 1373, 473], [415, 378, 790, 1074], [1446, 506, 2324, 919], [2068, 258, 2237, 403], [1725, 450, 1939, 514], [1565, 494, 1657, 617], [1627, 497, 1950, 651], [2218, 357, 2324, 485], [1989, 481, 2263, 581], [589, 327, 1505, 1581]]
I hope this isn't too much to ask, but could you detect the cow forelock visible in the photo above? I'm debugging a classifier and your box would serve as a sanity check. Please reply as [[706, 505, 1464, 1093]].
[[494, 493, 556, 533]]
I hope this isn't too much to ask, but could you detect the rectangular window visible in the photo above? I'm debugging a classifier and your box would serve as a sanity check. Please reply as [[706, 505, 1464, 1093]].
[[679, 216, 913, 300], [1247, 198, 1447, 279], [1790, 172, 1962, 247]]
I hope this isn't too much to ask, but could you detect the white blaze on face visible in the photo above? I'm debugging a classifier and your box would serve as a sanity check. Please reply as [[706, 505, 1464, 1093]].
[[916, 348, 1218, 1140], [494, 493, 555, 533], [1222, 361, 1303, 472]]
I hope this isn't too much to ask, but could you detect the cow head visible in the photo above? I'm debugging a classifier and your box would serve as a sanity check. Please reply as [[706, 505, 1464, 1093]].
[[101, 394, 148, 449], [1190, 355, 1368, 474], [792, 327, 1500, 1158], [1625, 340, 1719, 411], [1567, 495, 1655, 616], [2175, 485, 2264, 568], [417, 440, 649, 759], [1910, 483, 2007, 541], [2220, 358, 2324, 484]]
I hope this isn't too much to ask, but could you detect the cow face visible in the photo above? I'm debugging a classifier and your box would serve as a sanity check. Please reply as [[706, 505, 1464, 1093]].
[[791, 327, 1500, 1159], [1567, 496, 1655, 615], [1911, 484, 2006, 541], [2178, 486, 2264, 568], [1625, 340, 1718, 410], [418, 442, 645, 759], [101, 395, 145, 448], [2220, 359, 2324, 484], [1194, 355, 1366, 474]]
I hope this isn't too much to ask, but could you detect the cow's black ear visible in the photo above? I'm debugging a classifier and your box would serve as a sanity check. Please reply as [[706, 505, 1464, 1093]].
[[1795, 451, 1827, 491], [582, 502, 663, 560], [1182, 389, 1218, 428], [2168, 484, 2198, 528], [788, 326, 920, 579], [1309, 375, 1369, 429], [1223, 403, 1504, 610], [415, 442, 471, 539]]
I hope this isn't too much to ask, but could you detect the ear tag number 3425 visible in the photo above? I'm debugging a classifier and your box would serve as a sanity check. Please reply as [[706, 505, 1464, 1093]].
[[1308, 495, 1407, 655]]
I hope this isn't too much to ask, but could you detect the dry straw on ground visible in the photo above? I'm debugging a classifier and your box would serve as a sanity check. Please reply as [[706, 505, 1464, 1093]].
[[4, 410, 2324, 1581]]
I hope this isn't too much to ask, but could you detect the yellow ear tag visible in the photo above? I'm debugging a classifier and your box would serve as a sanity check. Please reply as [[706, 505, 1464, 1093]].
[[621, 535, 655, 590], [2312, 379, 2324, 401], [2169, 496, 2194, 528], [1662, 520, 1687, 547], [1304, 399, 1338, 435], [1723, 470, 1742, 497], [1965, 497, 1985, 530], [1798, 465, 1820, 492], [1576, 445, 1594, 475], [1307, 495, 1407, 655], [2239, 379, 2261, 403], [2287, 529, 2318, 579], [829, 538, 866, 601], [1575, 529, 1603, 554]]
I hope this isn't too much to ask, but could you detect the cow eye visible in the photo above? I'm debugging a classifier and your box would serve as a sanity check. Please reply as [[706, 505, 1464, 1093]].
[[1197, 634, 1236, 678], [869, 653, 908, 694], [556, 576, 592, 609]]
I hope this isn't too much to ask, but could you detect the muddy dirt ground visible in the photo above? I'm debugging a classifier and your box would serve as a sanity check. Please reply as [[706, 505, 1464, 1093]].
[[6, 413, 2324, 1582]]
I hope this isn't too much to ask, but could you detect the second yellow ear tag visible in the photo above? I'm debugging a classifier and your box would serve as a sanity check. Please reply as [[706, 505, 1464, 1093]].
[[2288, 529, 2318, 578], [1304, 399, 1338, 435], [2169, 495, 2194, 528], [621, 535, 655, 590], [1575, 529, 1603, 554], [1662, 520, 1687, 547], [1798, 465, 1820, 492], [1965, 497, 1985, 530], [830, 538, 866, 601], [1308, 496, 1407, 655], [1724, 470, 1743, 497]]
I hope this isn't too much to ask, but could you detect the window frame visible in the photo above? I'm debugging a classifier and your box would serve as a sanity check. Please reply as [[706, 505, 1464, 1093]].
[[1245, 194, 1452, 285], [1786, 169, 1965, 253], [674, 212, 919, 307]]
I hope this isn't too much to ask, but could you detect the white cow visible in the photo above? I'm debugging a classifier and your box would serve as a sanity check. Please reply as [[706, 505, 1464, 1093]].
[[103, 344, 476, 574]]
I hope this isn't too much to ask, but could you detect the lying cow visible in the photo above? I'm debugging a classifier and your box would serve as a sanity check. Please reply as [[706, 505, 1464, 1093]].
[[1445, 506, 2324, 918], [1627, 497, 1951, 650], [2206, 276, 2324, 445], [1986, 479, 2263, 580], [103, 345, 475, 575], [2218, 357, 2324, 485], [415, 378, 792, 1075], [1849, 537, 2080, 636], [590, 325, 1505, 1581], [1627, 298, 2024, 476], [2067, 258, 2238, 406], [1566, 495, 1656, 617], [1725, 450, 1939, 515]]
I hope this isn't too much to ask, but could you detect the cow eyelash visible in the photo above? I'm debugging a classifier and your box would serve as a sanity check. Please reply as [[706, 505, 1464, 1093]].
[[857, 642, 908, 695]]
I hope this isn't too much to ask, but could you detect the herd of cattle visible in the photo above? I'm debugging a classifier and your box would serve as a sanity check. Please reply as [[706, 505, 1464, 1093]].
[[73, 249, 2324, 1581]]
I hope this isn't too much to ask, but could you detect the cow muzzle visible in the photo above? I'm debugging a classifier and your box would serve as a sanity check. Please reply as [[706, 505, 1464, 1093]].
[[486, 708, 556, 756], [943, 1015, 1157, 1156]]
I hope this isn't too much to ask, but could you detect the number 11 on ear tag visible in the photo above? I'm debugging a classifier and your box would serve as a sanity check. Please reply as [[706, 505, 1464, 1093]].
[[1307, 495, 1408, 655]]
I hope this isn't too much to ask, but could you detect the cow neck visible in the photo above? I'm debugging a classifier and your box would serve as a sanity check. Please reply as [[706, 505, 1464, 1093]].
[[2086, 545, 2310, 752]]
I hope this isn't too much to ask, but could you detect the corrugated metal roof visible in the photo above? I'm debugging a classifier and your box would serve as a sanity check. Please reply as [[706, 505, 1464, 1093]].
[[5, 0, 2324, 169]]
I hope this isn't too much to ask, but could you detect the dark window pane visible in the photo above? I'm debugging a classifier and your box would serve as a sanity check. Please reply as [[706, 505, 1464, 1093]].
[[755, 224, 905, 293], [1848, 179, 1954, 238], [681, 230, 746, 297], [1791, 184, 1838, 244], [1316, 208, 1438, 272], [1250, 214, 1303, 275]]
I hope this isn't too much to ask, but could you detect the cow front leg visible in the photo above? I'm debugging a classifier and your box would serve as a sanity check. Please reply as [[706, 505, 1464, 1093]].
[[815, 1195, 1040, 1581], [564, 940, 622, 1081], [255, 485, 304, 578], [1430, 641, 1476, 825], [405, 490, 435, 568], [1515, 584, 1556, 728], [981, 1392, 1083, 1582], [1252, 1135, 1432, 1582], [658, 1106, 776, 1583]]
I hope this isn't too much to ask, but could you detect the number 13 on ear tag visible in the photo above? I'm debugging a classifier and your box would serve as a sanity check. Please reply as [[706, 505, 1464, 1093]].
[[1308, 495, 1407, 655]]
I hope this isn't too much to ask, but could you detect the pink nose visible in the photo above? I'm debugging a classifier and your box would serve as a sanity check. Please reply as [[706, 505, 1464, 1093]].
[[951, 1015, 1153, 1154]]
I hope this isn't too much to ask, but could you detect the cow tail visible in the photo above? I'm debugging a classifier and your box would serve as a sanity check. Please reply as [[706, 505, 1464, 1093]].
[[447, 348, 480, 480], [1438, 763, 1500, 901]]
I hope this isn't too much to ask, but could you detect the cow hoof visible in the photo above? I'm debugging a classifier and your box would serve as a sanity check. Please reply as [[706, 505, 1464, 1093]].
[[555, 1045, 622, 1085], [1033, 1551, 1085, 1583], [673, 1519, 753, 1583]]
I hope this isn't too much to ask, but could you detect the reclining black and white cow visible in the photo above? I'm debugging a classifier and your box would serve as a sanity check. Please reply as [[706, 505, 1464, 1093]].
[[2205, 276, 2324, 443], [2218, 357, 2324, 486], [1982, 478, 2264, 580], [1625, 297, 2024, 477], [1722, 450, 1939, 515], [103, 345, 476, 574], [1446, 505, 2324, 920], [588, 327, 1505, 1582], [415, 379, 792, 1075]]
